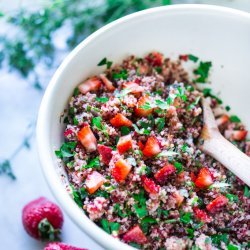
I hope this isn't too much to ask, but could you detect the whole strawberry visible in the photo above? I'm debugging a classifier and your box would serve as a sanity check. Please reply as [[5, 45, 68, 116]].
[[44, 242, 88, 250], [22, 197, 63, 241]]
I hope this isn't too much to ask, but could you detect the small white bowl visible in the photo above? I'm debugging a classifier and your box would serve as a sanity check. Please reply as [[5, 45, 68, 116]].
[[37, 5, 250, 250]]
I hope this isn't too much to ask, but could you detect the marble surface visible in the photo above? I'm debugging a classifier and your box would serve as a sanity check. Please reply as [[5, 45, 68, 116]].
[[0, 1, 249, 250]]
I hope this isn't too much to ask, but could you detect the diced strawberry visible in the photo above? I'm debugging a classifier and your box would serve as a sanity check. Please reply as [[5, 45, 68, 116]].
[[138, 64, 149, 75], [78, 76, 101, 94], [190, 172, 197, 182], [123, 82, 144, 94], [145, 52, 164, 66], [216, 114, 229, 126], [194, 167, 213, 189], [141, 176, 160, 194], [77, 125, 97, 152], [179, 54, 189, 61], [206, 195, 228, 213], [117, 135, 133, 154], [142, 136, 161, 157], [154, 164, 176, 183], [224, 130, 248, 141], [123, 225, 147, 244], [193, 207, 212, 223], [138, 140, 145, 151], [110, 113, 132, 128], [112, 159, 132, 183], [97, 144, 113, 165], [173, 191, 184, 206], [135, 95, 153, 117], [85, 171, 105, 194], [64, 128, 74, 137], [100, 74, 115, 91]]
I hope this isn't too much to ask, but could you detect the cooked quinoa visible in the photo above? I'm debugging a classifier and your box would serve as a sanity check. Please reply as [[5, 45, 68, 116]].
[[56, 52, 250, 250]]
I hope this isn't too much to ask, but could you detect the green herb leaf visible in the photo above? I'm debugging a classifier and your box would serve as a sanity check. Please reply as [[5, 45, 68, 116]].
[[203, 88, 222, 104], [229, 115, 241, 123], [55, 141, 77, 159], [112, 69, 128, 80], [186, 228, 194, 239], [244, 185, 250, 198], [121, 126, 131, 135], [133, 190, 148, 218], [174, 162, 183, 174], [225, 105, 231, 111], [96, 96, 109, 103], [141, 216, 157, 233], [180, 212, 192, 224], [101, 219, 110, 234], [226, 193, 238, 203], [211, 234, 229, 247], [97, 57, 113, 69], [92, 117, 102, 130], [156, 117, 165, 133], [188, 54, 199, 62], [227, 244, 240, 250], [83, 157, 100, 169], [194, 61, 212, 83]]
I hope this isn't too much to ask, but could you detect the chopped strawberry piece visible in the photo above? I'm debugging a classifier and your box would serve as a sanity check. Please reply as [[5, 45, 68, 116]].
[[145, 52, 164, 66], [112, 159, 132, 183], [142, 136, 161, 157], [179, 54, 189, 61], [123, 225, 147, 244], [64, 128, 74, 137], [154, 164, 176, 183], [216, 114, 229, 126], [97, 144, 113, 165], [138, 140, 145, 151], [193, 207, 212, 223], [190, 172, 197, 182], [173, 191, 184, 206], [110, 113, 132, 128], [224, 130, 248, 141], [78, 76, 101, 94], [138, 64, 149, 75], [117, 135, 133, 154], [135, 95, 153, 117], [206, 195, 228, 213], [77, 125, 97, 152], [194, 167, 213, 189], [85, 171, 105, 194], [100, 74, 115, 91], [123, 82, 145, 94], [142, 176, 160, 194]]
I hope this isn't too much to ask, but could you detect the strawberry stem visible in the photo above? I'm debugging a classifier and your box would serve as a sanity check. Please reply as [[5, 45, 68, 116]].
[[38, 218, 61, 241]]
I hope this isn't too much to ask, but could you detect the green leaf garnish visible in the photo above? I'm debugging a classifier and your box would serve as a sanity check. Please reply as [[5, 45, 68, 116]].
[[55, 141, 77, 159], [226, 193, 238, 202], [180, 212, 192, 224], [97, 57, 113, 69], [244, 185, 250, 198], [188, 54, 199, 62], [194, 61, 212, 83], [96, 96, 109, 103], [202, 88, 222, 104], [156, 117, 165, 133], [174, 162, 183, 174], [229, 115, 241, 123], [83, 157, 100, 169], [120, 126, 131, 136], [112, 69, 128, 80]]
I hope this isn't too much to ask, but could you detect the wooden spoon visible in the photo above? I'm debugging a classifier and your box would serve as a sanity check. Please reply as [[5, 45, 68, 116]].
[[200, 98, 250, 186]]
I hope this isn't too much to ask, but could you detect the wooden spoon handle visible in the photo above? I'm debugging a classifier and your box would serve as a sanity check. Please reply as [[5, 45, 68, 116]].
[[201, 133, 250, 186]]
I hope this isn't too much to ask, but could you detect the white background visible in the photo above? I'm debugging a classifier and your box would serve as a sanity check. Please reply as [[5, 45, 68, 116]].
[[0, 1, 249, 250]]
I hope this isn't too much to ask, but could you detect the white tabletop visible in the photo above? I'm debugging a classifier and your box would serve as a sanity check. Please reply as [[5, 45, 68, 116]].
[[0, 1, 249, 250]]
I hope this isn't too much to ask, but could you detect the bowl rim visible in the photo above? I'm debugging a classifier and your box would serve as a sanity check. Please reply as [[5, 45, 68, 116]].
[[36, 4, 250, 250]]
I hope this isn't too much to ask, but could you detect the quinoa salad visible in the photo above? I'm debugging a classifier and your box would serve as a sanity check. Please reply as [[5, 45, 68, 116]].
[[55, 52, 250, 250]]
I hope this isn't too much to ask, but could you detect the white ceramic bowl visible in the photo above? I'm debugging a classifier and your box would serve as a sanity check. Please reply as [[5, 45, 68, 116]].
[[37, 5, 250, 250]]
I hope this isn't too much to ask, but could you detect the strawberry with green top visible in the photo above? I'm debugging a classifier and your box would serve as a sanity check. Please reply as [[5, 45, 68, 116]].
[[22, 197, 63, 241]]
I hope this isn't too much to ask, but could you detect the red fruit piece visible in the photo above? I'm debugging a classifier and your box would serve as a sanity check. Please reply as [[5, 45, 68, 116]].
[[154, 164, 176, 183], [117, 134, 133, 154], [190, 172, 196, 182], [123, 225, 147, 244], [145, 52, 164, 66], [173, 191, 184, 206], [142, 176, 160, 194], [123, 82, 145, 94], [216, 114, 229, 127], [142, 136, 161, 157], [22, 197, 63, 240], [78, 125, 97, 152], [110, 113, 132, 128], [193, 207, 212, 223], [85, 171, 105, 194], [206, 195, 229, 213], [225, 130, 248, 141], [138, 140, 145, 151], [97, 144, 113, 165], [179, 54, 189, 61], [78, 76, 101, 94], [44, 242, 88, 250], [135, 95, 153, 117], [194, 167, 213, 189], [100, 74, 115, 91], [112, 158, 132, 183]]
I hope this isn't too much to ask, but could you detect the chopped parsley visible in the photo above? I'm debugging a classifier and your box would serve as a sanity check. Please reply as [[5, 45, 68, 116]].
[[112, 69, 128, 80], [229, 115, 241, 123], [133, 190, 148, 218], [225, 105, 231, 111], [100, 219, 120, 234], [55, 141, 77, 159], [97, 57, 112, 69], [71, 186, 88, 207], [156, 117, 165, 133], [186, 228, 194, 239], [244, 185, 249, 198], [73, 117, 79, 125], [73, 87, 79, 96], [174, 162, 183, 174], [141, 216, 157, 233], [133, 124, 150, 135], [180, 212, 192, 224], [226, 193, 238, 203], [120, 126, 131, 135], [96, 96, 109, 103], [157, 208, 169, 218], [82, 157, 100, 169], [194, 61, 212, 83], [91, 117, 109, 137], [227, 244, 240, 250], [154, 66, 162, 73], [202, 88, 222, 104], [211, 233, 229, 247], [113, 204, 128, 218], [188, 54, 199, 62]]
